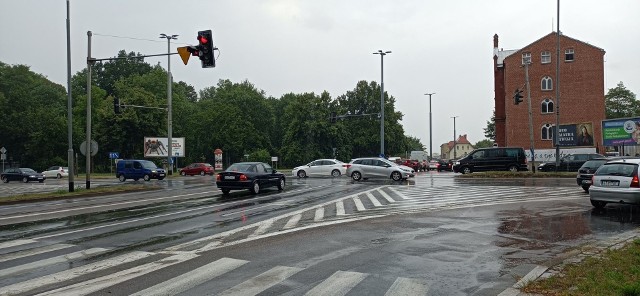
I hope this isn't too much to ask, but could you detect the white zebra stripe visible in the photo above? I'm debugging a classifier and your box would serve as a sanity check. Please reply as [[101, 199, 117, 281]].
[[367, 192, 383, 207], [304, 270, 368, 296], [0, 247, 108, 278], [219, 265, 303, 296]]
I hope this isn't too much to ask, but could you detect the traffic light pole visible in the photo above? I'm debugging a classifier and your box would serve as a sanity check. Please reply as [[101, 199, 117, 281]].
[[86, 31, 93, 189], [525, 62, 536, 173]]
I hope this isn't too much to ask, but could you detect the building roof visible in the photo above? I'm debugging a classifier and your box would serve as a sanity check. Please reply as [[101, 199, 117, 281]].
[[447, 134, 472, 149], [493, 31, 605, 67]]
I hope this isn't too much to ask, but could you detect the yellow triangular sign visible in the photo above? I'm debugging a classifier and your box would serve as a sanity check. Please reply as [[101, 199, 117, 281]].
[[177, 47, 191, 65]]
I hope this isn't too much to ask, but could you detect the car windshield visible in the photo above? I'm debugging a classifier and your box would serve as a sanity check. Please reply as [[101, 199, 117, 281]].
[[595, 163, 637, 177], [580, 160, 607, 169], [226, 163, 254, 172], [21, 168, 37, 174], [140, 161, 158, 169]]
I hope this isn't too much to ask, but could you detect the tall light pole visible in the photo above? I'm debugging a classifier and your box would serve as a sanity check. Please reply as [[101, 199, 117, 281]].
[[425, 92, 435, 160], [373, 50, 391, 157], [66, 0, 74, 192], [160, 33, 178, 175], [555, 0, 561, 171], [451, 116, 459, 159]]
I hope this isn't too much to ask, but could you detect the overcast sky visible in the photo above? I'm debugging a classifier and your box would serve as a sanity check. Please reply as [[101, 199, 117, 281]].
[[1, 0, 639, 154]]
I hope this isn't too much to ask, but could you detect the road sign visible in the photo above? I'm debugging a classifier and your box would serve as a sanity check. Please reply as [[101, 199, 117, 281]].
[[0, 147, 6, 154], [109, 152, 119, 159], [177, 46, 192, 65], [80, 140, 99, 156]]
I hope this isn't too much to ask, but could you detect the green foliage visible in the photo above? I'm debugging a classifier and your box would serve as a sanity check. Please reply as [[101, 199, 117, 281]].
[[483, 109, 495, 141], [474, 139, 494, 148], [605, 82, 639, 119]]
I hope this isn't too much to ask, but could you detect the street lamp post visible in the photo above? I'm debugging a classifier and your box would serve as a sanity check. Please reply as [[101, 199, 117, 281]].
[[373, 50, 391, 157], [160, 33, 178, 175], [425, 92, 435, 160], [451, 116, 459, 159]]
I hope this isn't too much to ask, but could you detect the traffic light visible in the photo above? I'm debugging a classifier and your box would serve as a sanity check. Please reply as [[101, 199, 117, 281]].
[[197, 30, 215, 68], [513, 89, 523, 105], [114, 97, 120, 114]]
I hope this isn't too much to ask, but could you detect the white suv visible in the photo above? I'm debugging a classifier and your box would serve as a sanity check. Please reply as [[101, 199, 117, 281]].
[[41, 166, 69, 179], [347, 157, 414, 181]]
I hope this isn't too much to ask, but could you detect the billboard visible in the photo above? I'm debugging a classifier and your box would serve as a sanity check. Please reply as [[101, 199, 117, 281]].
[[557, 122, 594, 147], [144, 137, 185, 157], [602, 117, 640, 146]]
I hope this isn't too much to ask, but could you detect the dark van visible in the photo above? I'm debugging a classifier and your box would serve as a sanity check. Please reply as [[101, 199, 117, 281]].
[[452, 147, 528, 174], [116, 159, 166, 182]]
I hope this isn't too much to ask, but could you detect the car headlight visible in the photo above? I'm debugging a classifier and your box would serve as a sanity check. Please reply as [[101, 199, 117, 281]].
[[455, 161, 460, 165], [152, 170, 157, 173]]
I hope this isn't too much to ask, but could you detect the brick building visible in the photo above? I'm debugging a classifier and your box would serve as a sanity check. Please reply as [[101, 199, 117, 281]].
[[493, 32, 606, 152], [440, 134, 474, 159]]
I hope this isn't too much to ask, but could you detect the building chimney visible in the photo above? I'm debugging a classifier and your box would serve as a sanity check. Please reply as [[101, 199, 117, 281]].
[[493, 34, 499, 48]]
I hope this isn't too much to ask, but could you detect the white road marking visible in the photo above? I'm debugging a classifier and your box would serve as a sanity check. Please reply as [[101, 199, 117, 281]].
[[35, 253, 198, 296], [0, 247, 108, 278], [336, 200, 345, 216], [219, 265, 303, 296], [0, 239, 37, 250], [283, 214, 302, 230], [0, 243, 74, 263], [384, 277, 429, 296], [130, 257, 248, 296], [0, 251, 154, 296], [387, 187, 408, 199], [314, 207, 325, 222], [367, 192, 383, 207], [249, 219, 275, 237], [304, 270, 368, 296], [378, 189, 396, 203], [353, 196, 366, 211]]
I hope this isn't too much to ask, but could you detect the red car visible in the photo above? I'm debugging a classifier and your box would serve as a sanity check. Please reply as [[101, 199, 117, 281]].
[[179, 163, 215, 176], [402, 159, 421, 172]]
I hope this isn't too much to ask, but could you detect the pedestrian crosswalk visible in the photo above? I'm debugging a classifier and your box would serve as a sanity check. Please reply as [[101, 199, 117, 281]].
[[0, 182, 584, 295], [0, 239, 428, 295]]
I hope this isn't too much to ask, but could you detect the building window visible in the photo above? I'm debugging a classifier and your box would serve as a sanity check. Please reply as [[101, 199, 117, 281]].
[[541, 76, 553, 91], [541, 98, 554, 114], [522, 52, 532, 64], [542, 124, 555, 140], [565, 48, 574, 61], [541, 51, 551, 64]]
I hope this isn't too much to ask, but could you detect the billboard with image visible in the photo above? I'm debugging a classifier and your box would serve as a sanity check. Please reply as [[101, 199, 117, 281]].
[[601, 117, 640, 146], [144, 137, 185, 157]]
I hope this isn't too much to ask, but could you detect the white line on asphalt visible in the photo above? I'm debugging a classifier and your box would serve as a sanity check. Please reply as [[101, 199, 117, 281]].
[[353, 196, 366, 211], [336, 200, 345, 216], [35, 253, 198, 296], [219, 265, 303, 296], [249, 219, 275, 238], [304, 270, 368, 296], [0, 239, 37, 250], [0, 247, 108, 278], [283, 214, 302, 230], [0, 251, 154, 296], [130, 257, 248, 296], [314, 207, 325, 222], [0, 191, 220, 222], [387, 187, 408, 200], [384, 277, 429, 296], [366, 192, 383, 207], [378, 189, 396, 203], [0, 243, 74, 263]]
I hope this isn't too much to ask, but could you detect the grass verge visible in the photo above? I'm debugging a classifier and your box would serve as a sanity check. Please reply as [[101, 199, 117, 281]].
[[522, 239, 640, 296], [0, 184, 159, 204], [455, 171, 576, 178]]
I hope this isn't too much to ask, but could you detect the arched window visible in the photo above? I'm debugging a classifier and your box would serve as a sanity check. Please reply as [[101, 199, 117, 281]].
[[541, 76, 553, 91], [541, 124, 555, 140], [541, 98, 554, 114]]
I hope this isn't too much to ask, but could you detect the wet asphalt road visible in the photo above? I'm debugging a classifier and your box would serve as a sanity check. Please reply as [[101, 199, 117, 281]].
[[1, 172, 639, 295]]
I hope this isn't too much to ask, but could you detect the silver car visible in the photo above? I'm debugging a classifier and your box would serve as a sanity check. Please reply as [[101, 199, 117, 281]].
[[41, 166, 69, 179], [347, 157, 413, 181], [292, 159, 347, 178], [589, 158, 640, 209]]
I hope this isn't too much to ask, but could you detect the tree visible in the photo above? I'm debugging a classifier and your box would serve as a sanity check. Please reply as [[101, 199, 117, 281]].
[[605, 82, 638, 119], [474, 139, 494, 148], [483, 109, 496, 141]]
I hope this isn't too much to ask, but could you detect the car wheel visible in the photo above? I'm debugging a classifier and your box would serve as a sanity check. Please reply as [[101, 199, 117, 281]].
[[22, 177, 29, 183], [200, 171, 205, 176], [508, 165, 518, 173], [56, 173, 62, 179], [118, 175, 126, 182], [462, 166, 472, 174], [277, 178, 285, 191], [143, 174, 151, 181], [180, 171, 186, 176], [590, 200, 607, 209], [250, 181, 260, 194], [297, 170, 307, 178], [351, 171, 362, 181], [331, 169, 341, 177], [1, 176, 8, 183], [222, 189, 230, 195], [391, 171, 402, 181]]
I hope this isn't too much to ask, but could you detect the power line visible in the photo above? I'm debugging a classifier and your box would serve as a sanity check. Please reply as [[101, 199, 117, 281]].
[[93, 33, 191, 45]]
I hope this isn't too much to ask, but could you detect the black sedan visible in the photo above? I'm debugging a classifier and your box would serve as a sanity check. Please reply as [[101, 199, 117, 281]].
[[1, 168, 46, 183], [216, 162, 285, 195]]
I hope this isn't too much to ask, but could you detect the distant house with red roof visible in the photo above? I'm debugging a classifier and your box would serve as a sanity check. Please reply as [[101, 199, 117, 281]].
[[440, 134, 474, 159]]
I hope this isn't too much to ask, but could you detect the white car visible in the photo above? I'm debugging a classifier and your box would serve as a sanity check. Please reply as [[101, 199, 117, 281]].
[[41, 166, 69, 179], [292, 159, 347, 178]]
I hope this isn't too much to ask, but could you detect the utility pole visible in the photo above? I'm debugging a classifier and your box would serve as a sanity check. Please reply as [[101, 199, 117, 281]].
[[425, 92, 435, 160], [66, 0, 74, 192], [452, 116, 459, 159], [160, 34, 178, 175], [373, 50, 391, 157], [525, 62, 536, 173], [85, 31, 93, 189], [555, 0, 561, 171]]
